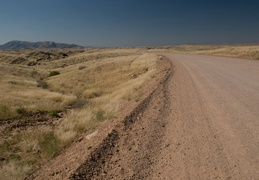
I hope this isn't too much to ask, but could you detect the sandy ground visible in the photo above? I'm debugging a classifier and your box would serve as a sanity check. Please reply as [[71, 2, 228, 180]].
[[28, 54, 259, 179]]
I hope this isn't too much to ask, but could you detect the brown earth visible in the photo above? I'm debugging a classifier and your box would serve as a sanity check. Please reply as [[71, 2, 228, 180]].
[[28, 54, 259, 179]]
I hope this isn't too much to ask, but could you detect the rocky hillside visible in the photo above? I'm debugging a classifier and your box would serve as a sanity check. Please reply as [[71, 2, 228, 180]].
[[0, 41, 85, 49]]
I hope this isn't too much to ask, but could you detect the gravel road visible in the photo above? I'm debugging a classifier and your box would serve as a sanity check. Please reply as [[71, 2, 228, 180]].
[[150, 54, 259, 179]]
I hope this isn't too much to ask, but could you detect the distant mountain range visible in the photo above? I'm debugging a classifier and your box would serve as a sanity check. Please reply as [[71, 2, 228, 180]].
[[0, 41, 85, 49]]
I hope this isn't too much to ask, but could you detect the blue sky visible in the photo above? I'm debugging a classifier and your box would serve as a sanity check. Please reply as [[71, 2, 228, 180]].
[[0, 0, 259, 47]]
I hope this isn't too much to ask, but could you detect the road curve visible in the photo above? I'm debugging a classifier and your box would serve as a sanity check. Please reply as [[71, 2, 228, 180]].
[[150, 54, 259, 179]]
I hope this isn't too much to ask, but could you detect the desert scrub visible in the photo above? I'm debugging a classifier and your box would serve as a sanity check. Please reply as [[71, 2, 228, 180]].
[[40, 132, 60, 158], [16, 107, 29, 116], [7, 154, 21, 162], [0, 141, 11, 157], [49, 71, 60, 77], [49, 110, 59, 117], [0, 135, 23, 164], [88, 90, 104, 98], [0, 105, 12, 119], [96, 110, 106, 122], [37, 79, 49, 89], [69, 98, 90, 109], [56, 53, 158, 144], [81, 89, 104, 99]]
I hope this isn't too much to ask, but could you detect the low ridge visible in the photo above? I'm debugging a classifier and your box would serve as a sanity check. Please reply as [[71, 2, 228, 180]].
[[0, 40, 85, 49]]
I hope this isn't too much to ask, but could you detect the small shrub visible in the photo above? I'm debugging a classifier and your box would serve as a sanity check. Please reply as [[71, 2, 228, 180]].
[[132, 73, 138, 78], [51, 96, 63, 102], [143, 67, 149, 72], [71, 99, 89, 109], [49, 71, 60, 77], [8, 154, 21, 161], [37, 79, 49, 89], [0, 141, 11, 157], [8, 81, 18, 85], [40, 133, 59, 158], [88, 91, 103, 98], [0, 105, 12, 118], [78, 66, 86, 70], [135, 96, 141, 102], [1, 106, 9, 113], [96, 110, 106, 121], [49, 110, 59, 117], [16, 107, 28, 116], [36, 109, 47, 114]]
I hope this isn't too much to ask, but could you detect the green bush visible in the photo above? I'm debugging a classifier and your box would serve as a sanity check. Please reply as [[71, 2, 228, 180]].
[[49, 110, 59, 117], [49, 71, 60, 77]]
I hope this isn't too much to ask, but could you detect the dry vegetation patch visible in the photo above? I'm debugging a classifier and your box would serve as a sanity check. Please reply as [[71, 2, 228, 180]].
[[0, 48, 159, 179], [148, 44, 259, 60]]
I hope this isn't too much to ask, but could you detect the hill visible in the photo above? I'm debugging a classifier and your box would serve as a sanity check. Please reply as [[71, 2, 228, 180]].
[[0, 40, 85, 49]]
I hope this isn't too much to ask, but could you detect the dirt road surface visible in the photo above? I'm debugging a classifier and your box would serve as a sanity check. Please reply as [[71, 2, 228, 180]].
[[148, 54, 259, 179], [29, 54, 259, 179]]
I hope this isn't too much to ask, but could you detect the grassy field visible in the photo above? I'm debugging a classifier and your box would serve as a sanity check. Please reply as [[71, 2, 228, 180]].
[[0, 48, 159, 179], [148, 44, 259, 60]]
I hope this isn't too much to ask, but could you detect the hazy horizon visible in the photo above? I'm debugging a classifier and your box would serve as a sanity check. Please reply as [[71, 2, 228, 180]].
[[2, 40, 259, 48], [1, 0, 259, 47]]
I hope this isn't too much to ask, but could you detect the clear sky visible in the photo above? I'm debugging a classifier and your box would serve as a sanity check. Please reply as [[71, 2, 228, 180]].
[[1, 0, 259, 47]]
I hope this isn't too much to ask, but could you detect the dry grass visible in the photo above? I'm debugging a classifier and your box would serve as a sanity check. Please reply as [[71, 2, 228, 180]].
[[0, 48, 159, 179], [148, 44, 259, 60], [0, 161, 32, 180], [55, 53, 158, 143], [0, 73, 76, 119]]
